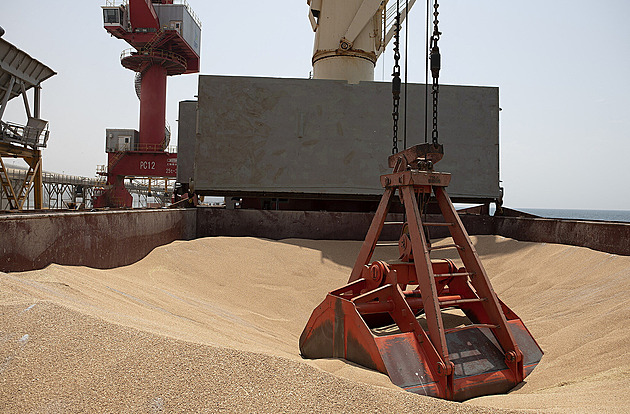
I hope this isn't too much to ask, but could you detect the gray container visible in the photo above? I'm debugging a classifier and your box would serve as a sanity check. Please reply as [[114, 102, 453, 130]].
[[153, 4, 201, 57], [105, 129, 138, 153], [188, 76, 501, 204]]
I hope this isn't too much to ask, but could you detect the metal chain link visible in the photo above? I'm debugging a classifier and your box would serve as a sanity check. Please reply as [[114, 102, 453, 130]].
[[391, 2, 402, 155], [430, 0, 441, 146]]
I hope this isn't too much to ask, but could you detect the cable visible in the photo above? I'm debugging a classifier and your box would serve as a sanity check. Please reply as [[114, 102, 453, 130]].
[[430, 0, 441, 146], [424, 0, 430, 144], [403, 0, 409, 150], [391, 0, 402, 155]]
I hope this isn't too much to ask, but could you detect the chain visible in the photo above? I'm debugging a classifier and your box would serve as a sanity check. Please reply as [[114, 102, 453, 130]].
[[391, 1, 402, 155], [430, 0, 441, 146]]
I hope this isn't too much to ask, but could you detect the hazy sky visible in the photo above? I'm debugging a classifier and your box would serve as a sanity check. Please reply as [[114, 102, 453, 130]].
[[1, 0, 629, 210]]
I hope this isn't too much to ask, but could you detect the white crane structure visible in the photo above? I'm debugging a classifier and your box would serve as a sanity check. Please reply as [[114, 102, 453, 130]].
[[308, 0, 416, 83]]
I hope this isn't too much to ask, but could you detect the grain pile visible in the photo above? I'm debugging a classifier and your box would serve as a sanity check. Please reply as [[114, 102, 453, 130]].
[[1, 236, 629, 413]]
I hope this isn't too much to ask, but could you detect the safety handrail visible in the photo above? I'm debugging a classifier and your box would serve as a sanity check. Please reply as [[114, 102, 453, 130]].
[[105, 0, 127, 7], [120, 48, 187, 70], [0, 120, 49, 148], [103, 1, 200, 28], [165, 0, 202, 28]]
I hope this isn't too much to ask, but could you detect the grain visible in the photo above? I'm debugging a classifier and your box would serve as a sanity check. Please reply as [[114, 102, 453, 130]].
[[1, 235, 628, 413]]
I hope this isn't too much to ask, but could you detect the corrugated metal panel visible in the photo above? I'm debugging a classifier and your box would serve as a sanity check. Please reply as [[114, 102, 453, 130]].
[[0, 38, 56, 102]]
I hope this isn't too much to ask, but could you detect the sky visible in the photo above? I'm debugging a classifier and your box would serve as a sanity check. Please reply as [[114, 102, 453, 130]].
[[1, 0, 629, 210]]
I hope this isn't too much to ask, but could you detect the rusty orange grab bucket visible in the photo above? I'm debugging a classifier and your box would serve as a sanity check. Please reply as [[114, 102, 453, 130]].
[[300, 271, 543, 401], [299, 145, 542, 401]]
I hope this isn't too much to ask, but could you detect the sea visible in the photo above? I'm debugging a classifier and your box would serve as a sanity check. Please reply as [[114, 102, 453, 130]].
[[509, 208, 630, 223]]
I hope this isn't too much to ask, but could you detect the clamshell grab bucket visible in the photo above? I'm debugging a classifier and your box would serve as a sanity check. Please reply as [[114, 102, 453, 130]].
[[300, 275, 543, 400], [299, 144, 543, 401]]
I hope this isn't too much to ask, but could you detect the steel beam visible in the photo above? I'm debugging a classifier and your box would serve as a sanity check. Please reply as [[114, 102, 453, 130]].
[[20, 80, 31, 119], [0, 75, 15, 121]]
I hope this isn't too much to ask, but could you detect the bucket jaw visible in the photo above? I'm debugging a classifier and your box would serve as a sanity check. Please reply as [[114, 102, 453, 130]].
[[300, 145, 542, 401]]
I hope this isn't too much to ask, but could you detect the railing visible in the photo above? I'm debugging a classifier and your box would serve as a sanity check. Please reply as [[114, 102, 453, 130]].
[[136, 143, 167, 152], [141, 27, 165, 51], [0, 121, 49, 148], [1, 166, 176, 210], [107, 151, 126, 172], [110, 142, 177, 153], [120, 48, 187, 71], [104, 0, 200, 28], [105, 0, 127, 6], [164, 120, 171, 147], [176, 0, 202, 28], [4, 167, 101, 187]]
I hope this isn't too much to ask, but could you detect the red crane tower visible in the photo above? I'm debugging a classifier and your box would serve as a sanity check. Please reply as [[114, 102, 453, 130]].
[[97, 0, 201, 207]]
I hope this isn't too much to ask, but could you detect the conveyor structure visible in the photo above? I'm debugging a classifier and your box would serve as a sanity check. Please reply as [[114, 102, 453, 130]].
[[0, 35, 56, 210]]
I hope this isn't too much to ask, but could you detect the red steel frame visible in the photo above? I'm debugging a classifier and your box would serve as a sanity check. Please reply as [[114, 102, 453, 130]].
[[97, 0, 200, 207], [300, 144, 542, 400]]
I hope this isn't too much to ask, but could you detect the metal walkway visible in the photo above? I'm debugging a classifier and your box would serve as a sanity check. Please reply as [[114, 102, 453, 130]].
[[0, 164, 170, 210]]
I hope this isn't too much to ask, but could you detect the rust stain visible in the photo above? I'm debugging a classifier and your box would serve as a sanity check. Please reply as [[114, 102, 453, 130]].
[[273, 168, 285, 182]]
